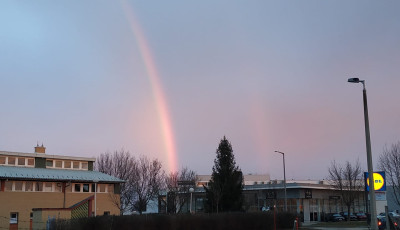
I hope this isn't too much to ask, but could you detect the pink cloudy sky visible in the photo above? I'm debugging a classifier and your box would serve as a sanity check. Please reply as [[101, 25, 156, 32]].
[[1, 1, 399, 180]]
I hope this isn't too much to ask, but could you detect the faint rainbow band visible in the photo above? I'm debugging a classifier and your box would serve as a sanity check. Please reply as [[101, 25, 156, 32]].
[[121, 1, 178, 173]]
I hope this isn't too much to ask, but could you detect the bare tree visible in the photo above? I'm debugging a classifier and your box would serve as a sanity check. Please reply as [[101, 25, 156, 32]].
[[96, 150, 135, 215], [165, 167, 197, 213], [131, 155, 165, 214], [328, 160, 363, 220], [379, 141, 400, 205]]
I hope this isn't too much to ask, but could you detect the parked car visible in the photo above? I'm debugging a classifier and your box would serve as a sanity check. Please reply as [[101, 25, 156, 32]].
[[389, 212, 400, 218], [378, 212, 386, 219], [342, 212, 358, 221], [378, 217, 386, 230], [356, 212, 367, 220], [328, 213, 345, 222]]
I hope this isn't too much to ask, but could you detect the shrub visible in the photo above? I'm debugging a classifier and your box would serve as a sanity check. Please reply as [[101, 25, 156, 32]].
[[51, 212, 298, 230]]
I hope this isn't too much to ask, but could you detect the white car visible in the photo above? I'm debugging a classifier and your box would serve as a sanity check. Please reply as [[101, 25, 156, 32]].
[[389, 212, 400, 218], [377, 212, 386, 219]]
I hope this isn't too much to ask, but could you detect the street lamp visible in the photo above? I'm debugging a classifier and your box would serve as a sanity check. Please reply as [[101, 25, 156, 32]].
[[275, 151, 287, 212], [348, 78, 378, 230], [189, 187, 194, 213]]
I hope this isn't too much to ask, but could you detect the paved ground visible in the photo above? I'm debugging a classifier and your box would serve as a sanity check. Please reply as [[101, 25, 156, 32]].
[[300, 222, 371, 230]]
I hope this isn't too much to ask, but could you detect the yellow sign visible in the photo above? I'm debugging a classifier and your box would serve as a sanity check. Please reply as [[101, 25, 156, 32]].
[[367, 172, 385, 191]]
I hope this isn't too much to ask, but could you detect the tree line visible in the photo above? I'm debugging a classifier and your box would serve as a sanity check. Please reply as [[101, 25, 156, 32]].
[[96, 150, 198, 215], [96, 136, 244, 215]]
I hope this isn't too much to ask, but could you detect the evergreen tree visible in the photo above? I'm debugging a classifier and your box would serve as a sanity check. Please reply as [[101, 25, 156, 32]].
[[205, 136, 243, 213]]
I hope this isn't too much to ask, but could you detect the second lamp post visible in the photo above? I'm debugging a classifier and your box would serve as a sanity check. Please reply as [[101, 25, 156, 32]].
[[275, 150, 287, 212]]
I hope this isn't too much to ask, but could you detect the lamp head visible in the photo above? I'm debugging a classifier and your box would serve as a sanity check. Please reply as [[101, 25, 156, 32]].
[[348, 78, 360, 83]]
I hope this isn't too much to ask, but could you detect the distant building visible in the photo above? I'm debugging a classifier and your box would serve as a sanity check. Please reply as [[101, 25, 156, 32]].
[[159, 174, 386, 222], [0, 145, 124, 230]]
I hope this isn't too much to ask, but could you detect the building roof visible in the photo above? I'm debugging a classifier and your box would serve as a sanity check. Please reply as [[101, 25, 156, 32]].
[[0, 166, 124, 183], [0, 151, 96, 162]]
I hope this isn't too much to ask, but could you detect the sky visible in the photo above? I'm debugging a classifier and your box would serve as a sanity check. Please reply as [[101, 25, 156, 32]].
[[1, 1, 400, 180]]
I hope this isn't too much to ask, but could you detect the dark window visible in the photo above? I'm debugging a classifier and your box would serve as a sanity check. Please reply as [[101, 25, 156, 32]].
[[25, 182, 33, 191], [10, 213, 18, 224], [27, 158, 34, 166], [92, 184, 96, 192], [4, 181, 12, 191], [55, 161, 62, 168], [82, 162, 88, 169], [104, 211, 110, 216], [35, 182, 43, 191], [14, 181, 23, 191], [74, 184, 81, 192], [0, 156, 6, 164], [64, 161, 71, 168], [83, 184, 89, 192], [46, 160, 53, 167], [73, 162, 80, 169], [8, 157, 16, 165], [18, 158, 25, 165]]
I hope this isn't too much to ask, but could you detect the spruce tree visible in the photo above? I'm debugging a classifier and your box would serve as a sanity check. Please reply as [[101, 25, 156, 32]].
[[205, 136, 243, 212]]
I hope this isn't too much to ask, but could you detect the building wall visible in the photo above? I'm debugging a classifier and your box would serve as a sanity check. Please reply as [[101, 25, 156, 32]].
[[0, 190, 120, 230], [32, 210, 71, 230]]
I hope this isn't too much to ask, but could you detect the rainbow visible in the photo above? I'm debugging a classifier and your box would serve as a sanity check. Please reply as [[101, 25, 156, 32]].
[[121, 1, 178, 173]]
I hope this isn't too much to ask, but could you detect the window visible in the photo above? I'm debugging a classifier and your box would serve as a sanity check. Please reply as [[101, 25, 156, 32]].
[[55, 161, 62, 168], [74, 184, 81, 192], [81, 162, 88, 170], [46, 160, 53, 167], [92, 184, 96, 192], [104, 211, 110, 216], [10, 213, 18, 224], [27, 158, 34, 166], [73, 162, 80, 169], [14, 181, 23, 191], [17, 158, 25, 166], [4, 181, 12, 191], [25, 181, 33, 191], [0, 156, 5, 164], [8, 157, 16, 165], [64, 161, 71, 168], [35, 182, 43, 191], [83, 184, 89, 192], [44, 182, 53, 192]]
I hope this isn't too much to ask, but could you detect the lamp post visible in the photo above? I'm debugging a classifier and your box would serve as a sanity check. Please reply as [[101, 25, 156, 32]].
[[275, 151, 287, 212], [189, 187, 194, 213], [348, 78, 377, 230]]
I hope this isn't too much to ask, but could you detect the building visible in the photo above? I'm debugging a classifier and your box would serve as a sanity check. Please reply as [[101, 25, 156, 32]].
[[159, 174, 387, 222], [0, 145, 124, 230]]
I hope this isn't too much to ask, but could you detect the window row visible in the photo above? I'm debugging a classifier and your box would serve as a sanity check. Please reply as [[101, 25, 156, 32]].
[[1, 181, 113, 193], [46, 159, 88, 170], [3, 181, 62, 192], [72, 183, 113, 193], [0, 156, 34, 167]]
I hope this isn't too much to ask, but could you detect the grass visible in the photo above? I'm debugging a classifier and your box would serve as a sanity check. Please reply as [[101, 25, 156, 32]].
[[300, 221, 368, 229]]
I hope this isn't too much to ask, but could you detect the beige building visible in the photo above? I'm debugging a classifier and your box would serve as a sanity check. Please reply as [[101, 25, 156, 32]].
[[0, 145, 123, 230]]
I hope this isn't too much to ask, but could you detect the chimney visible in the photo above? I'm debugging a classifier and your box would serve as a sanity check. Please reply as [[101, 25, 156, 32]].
[[34, 143, 46, 154]]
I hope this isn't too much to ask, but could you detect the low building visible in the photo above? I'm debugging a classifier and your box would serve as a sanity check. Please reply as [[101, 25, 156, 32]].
[[0, 145, 124, 230], [160, 174, 386, 222]]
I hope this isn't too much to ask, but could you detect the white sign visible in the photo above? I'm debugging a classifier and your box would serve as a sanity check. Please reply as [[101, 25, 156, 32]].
[[368, 191, 386, 201]]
